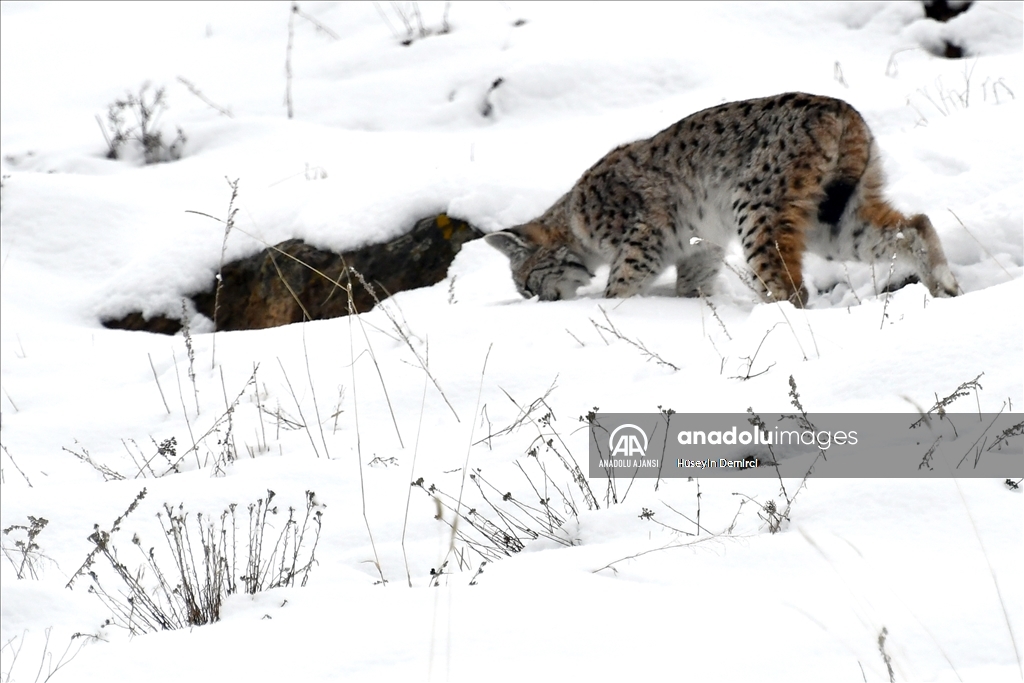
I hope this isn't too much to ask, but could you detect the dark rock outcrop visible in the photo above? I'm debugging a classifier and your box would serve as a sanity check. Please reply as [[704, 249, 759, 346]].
[[102, 311, 183, 335], [921, 1, 973, 58], [923, 1, 972, 24], [103, 213, 482, 334]]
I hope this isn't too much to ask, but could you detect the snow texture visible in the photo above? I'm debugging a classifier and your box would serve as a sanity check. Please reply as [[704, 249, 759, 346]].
[[1, 2, 1021, 682]]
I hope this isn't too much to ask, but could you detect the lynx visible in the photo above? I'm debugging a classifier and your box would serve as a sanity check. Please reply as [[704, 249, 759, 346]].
[[485, 93, 959, 306]]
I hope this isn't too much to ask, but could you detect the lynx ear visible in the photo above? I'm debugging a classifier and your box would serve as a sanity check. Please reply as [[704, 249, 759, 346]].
[[484, 231, 533, 261]]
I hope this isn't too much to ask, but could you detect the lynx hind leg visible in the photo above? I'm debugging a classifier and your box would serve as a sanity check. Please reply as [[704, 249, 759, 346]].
[[903, 214, 958, 296], [675, 243, 725, 298], [851, 194, 959, 298]]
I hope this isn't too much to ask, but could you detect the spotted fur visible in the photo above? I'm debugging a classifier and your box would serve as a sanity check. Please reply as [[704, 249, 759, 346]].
[[486, 93, 959, 305]]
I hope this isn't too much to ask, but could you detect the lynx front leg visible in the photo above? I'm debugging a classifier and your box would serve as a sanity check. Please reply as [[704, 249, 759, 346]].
[[605, 224, 666, 298], [675, 243, 725, 298]]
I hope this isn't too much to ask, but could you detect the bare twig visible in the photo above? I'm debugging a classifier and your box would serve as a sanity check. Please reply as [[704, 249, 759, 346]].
[[590, 306, 679, 371], [346, 269, 405, 448], [591, 534, 722, 575], [285, 3, 339, 119], [879, 253, 897, 329], [450, 344, 494, 567], [212, 178, 239, 367], [171, 351, 199, 466], [285, 4, 295, 119], [402, 362, 431, 587], [301, 326, 331, 459], [948, 209, 1013, 281], [730, 323, 779, 381], [148, 353, 171, 414], [292, 3, 339, 38], [346, 282, 386, 585], [63, 441, 124, 482], [277, 357, 320, 459], [699, 289, 732, 340], [181, 301, 200, 415], [3, 387, 18, 412], [1, 443, 32, 487], [176, 76, 233, 117]]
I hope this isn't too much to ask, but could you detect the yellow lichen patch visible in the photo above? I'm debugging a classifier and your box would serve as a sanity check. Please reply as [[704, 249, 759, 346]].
[[436, 213, 453, 239]]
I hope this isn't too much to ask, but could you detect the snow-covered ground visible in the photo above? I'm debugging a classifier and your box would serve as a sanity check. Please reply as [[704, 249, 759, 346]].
[[1, 2, 1022, 681]]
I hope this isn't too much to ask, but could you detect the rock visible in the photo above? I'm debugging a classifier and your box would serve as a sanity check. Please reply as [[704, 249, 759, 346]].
[[921, 1, 972, 58], [103, 213, 482, 334], [922, 1, 972, 23], [101, 311, 184, 335]]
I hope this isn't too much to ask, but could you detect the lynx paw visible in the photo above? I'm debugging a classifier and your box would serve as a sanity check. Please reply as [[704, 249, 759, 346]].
[[930, 264, 959, 297]]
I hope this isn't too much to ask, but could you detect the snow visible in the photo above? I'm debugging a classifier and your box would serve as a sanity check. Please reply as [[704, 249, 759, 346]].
[[1, 2, 1022, 681]]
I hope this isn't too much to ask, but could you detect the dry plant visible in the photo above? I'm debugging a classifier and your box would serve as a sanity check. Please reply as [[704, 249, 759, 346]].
[[2, 516, 53, 579], [374, 1, 451, 46], [744, 376, 826, 534], [493, 383, 596, 511], [480, 77, 504, 118], [877, 627, 896, 683], [69, 489, 323, 634], [1, 628, 92, 683], [730, 323, 780, 381], [909, 372, 983, 433], [412, 382, 600, 571], [904, 61, 1014, 127], [64, 367, 259, 480], [581, 406, 617, 505], [97, 83, 186, 164]]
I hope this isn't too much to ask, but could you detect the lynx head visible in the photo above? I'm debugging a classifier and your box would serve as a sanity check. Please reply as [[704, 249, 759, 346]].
[[484, 228, 593, 301]]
